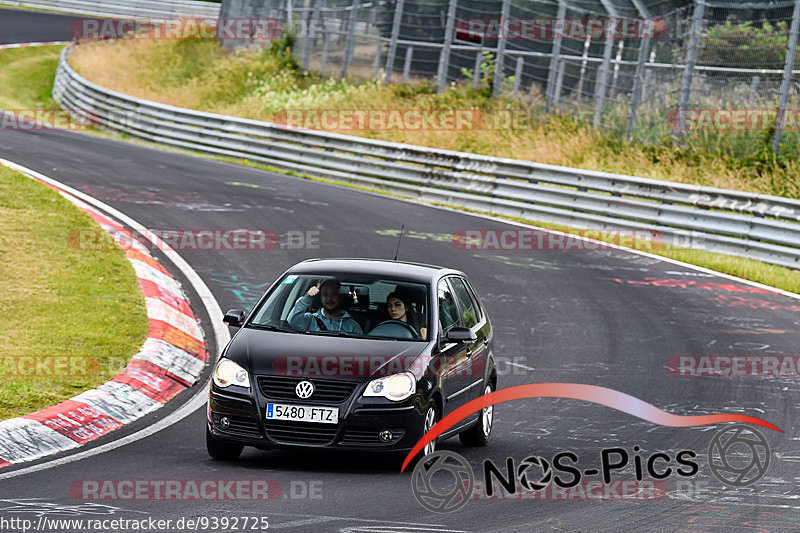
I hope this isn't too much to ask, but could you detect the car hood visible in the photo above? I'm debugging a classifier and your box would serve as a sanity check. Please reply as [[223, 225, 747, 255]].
[[223, 327, 431, 382]]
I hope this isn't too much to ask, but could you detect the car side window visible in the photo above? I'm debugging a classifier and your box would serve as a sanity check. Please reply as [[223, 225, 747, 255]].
[[449, 277, 479, 328], [437, 280, 460, 334]]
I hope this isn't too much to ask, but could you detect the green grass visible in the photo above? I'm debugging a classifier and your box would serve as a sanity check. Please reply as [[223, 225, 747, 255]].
[[0, 165, 148, 421], [0, 44, 64, 110]]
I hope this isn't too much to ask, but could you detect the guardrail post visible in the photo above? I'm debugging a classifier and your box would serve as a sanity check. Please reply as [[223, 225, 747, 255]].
[[512, 56, 524, 95], [341, 0, 360, 78], [545, 0, 566, 112], [677, 0, 705, 133], [437, 0, 458, 92], [303, 0, 322, 70], [403, 46, 413, 82], [492, 0, 511, 97], [772, 0, 800, 153], [593, 0, 618, 128], [385, 0, 405, 83]]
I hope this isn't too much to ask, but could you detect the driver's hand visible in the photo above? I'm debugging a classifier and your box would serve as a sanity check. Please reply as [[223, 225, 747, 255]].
[[307, 282, 321, 298]]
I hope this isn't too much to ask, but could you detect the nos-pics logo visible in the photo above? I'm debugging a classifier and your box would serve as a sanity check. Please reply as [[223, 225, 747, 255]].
[[411, 424, 770, 512]]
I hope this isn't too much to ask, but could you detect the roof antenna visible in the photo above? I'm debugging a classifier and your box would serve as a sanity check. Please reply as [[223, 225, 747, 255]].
[[393, 225, 405, 261]]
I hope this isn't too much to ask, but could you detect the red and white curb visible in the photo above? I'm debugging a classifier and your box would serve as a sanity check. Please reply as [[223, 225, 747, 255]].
[[0, 171, 209, 468]]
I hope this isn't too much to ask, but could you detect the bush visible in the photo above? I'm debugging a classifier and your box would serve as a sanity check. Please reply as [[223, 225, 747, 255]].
[[700, 19, 795, 67]]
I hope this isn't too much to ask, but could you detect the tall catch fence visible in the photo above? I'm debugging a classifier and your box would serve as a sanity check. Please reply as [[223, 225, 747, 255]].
[[220, 0, 800, 156]]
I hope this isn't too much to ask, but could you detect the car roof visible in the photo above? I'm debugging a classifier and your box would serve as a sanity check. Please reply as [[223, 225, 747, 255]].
[[286, 258, 462, 283]]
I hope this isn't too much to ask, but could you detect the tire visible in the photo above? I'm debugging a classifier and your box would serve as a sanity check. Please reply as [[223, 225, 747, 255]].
[[459, 383, 493, 447], [402, 403, 439, 471], [206, 425, 244, 461], [421, 404, 439, 456]]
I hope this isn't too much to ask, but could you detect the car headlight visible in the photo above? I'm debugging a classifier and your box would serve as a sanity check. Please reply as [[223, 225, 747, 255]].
[[213, 358, 250, 389], [363, 372, 416, 401]]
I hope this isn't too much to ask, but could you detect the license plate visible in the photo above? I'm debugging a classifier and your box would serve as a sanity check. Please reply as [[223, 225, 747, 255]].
[[266, 403, 338, 424]]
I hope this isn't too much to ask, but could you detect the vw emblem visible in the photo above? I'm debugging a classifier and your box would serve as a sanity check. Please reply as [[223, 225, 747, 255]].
[[295, 380, 315, 399]]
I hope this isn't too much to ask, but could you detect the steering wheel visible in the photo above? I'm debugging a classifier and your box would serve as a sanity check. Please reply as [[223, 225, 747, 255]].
[[369, 319, 421, 340]]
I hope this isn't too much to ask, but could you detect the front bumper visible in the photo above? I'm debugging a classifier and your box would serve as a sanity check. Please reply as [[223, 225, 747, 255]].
[[208, 383, 427, 452]]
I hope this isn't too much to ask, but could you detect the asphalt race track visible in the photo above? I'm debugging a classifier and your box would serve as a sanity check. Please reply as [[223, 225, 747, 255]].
[[2, 7, 800, 532]]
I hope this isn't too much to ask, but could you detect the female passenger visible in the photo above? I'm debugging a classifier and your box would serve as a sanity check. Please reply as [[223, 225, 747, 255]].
[[385, 291, 427, 340]]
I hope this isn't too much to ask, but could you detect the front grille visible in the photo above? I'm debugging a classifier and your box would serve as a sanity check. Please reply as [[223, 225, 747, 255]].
[[264, 420, 339, 444], [212, 414, 262, 439], [257, 376, 358, 404], [341, 428, 405, 446]]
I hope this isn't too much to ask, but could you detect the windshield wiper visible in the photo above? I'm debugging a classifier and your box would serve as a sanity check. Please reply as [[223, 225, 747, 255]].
[[303, 330, 353, 337], [247, 324, 298, 333]]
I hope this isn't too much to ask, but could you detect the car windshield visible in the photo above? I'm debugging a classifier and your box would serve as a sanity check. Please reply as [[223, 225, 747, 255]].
[[247, 274, 430, 341]]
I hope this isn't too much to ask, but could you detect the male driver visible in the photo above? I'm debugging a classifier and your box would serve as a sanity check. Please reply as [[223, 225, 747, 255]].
[[288, 279, 364, 334]]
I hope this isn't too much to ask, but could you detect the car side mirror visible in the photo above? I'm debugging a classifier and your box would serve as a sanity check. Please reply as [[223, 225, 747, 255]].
[[445, 326, 477, 343], [223, 309, 247, 327]]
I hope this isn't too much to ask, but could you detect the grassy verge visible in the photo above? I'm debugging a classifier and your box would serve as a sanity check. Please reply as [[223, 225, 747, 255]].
[[2, 43, 798, 306], [0, 44, 64, 110], [0, 166, 149, 420]]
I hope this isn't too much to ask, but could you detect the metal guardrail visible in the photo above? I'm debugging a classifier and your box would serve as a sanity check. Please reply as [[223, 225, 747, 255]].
[[52, 45, 800, 269], [4, 0, 219, 19]]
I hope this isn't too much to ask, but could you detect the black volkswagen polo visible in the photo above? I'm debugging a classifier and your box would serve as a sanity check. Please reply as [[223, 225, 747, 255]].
[[206, 258, 496, 462]]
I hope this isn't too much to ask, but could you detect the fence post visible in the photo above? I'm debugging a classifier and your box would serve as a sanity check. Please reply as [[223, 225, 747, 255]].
[[473, 48, 483, 87], [626, 0, 653, 139], [403, 45, 413, 82], [749, 75, 760, 102], [372, 40, 382, 78], [577, 33, 591, 96], [320, 29, 330, 72], [303, 0, 322, 70], [341, 0, 360, 78], [546, 0, 567, 112], [593, 0, 618, 128], [643, 48, 655, 108], [677, 0, 705, 133], [772, 0, 800, 153], [513, 55, 524, 95], [437, 0, 458, 92], [385, 0, 405, 83], [492, 0, 512, 97], [554, 59, 565, 104], [611, 40, 624, 94]]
